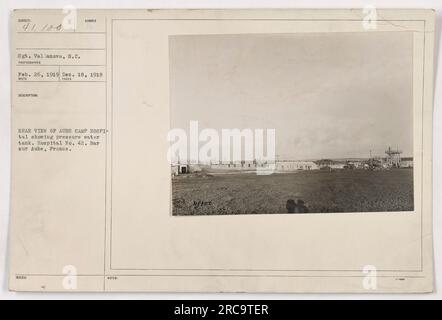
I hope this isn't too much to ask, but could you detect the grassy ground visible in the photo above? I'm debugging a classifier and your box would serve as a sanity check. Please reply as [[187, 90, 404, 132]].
[[172, 169, 414, 215]]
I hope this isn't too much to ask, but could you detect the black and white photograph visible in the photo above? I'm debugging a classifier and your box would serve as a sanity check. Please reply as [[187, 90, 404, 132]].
[[169, 32, 414, 215]]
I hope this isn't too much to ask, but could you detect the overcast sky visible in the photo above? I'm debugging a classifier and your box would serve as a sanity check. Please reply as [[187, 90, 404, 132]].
[[170, 32, 413, 160]]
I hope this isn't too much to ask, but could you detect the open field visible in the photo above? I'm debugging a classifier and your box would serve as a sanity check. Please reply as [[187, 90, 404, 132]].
[[172, 169, 414, 215]]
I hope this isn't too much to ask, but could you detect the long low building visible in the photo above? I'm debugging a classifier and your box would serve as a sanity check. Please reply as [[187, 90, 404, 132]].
[[275, 160, 318, 171], [171, 157, 413, 175]]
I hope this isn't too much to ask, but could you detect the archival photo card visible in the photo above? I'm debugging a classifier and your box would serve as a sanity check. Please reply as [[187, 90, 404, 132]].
[[169, 32, 414, 216], [9, 9, 433, 293]]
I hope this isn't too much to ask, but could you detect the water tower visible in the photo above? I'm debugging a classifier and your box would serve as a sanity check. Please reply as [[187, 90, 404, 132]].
[[385, 146, 402, 168]]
